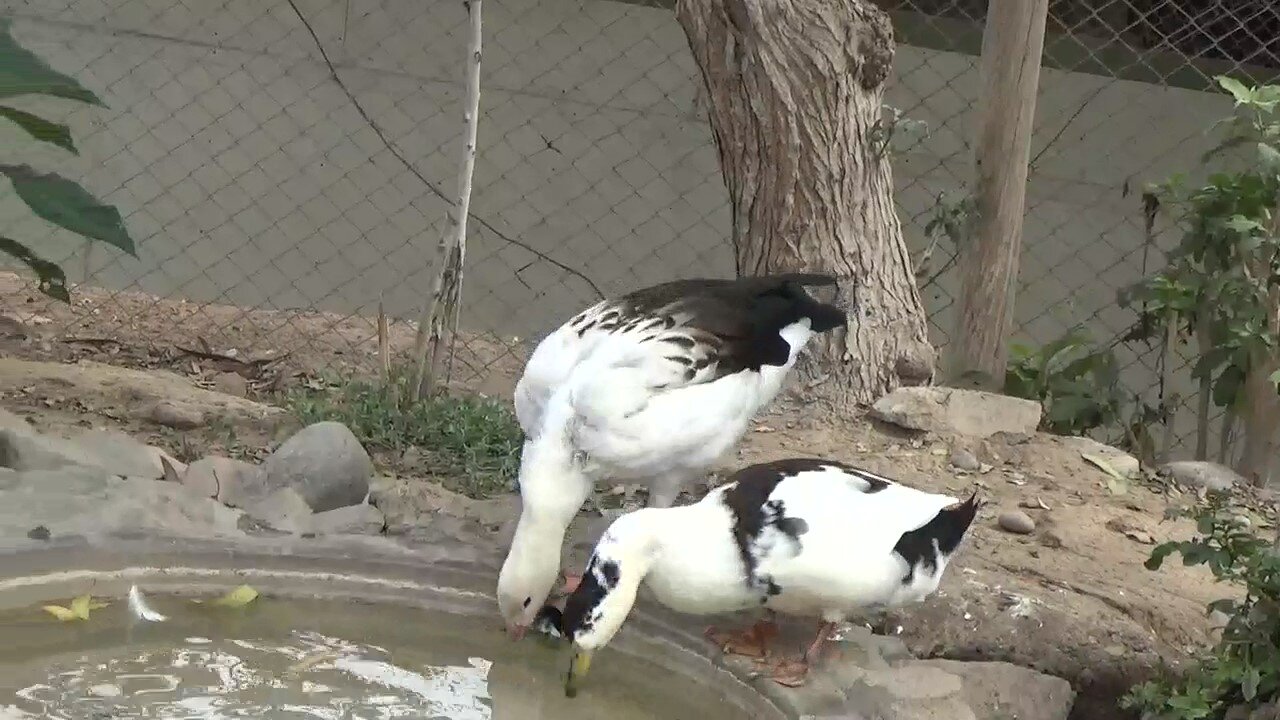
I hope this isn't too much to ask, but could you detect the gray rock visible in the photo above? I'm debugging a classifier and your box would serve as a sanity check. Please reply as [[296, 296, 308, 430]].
[[1060, 435, 1140, 478], [917, 659, 1075, 720], [213, 371, 249, 397], [872, 387, 1042, 437], [251, 422, 373, 512], [0, 407, 32, 434], [311, 503, 385, 535], [1159, 460, 1243, 492], [0, 466, 242, 548], [998, 510, 1036, 534], [0, 427, 176, 479], [147, 401, 205, 429], [949, 447, 981, 471], [841, 663, 976, 720], [181, 455, 260, 505], [243, 486, 313, 534]]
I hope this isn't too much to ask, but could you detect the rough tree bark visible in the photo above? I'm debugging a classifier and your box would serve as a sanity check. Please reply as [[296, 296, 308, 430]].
[[675, 0, 935, 409]]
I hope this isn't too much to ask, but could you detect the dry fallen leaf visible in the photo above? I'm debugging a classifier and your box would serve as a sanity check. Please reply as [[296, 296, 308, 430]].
[[43, 593, 96, 622], [196, 584, 259, 608]]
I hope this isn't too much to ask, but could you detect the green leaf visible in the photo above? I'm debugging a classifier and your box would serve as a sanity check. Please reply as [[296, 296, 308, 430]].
[[1224, 215, 1265, 234], [0, 19, 102, 105], [1243, 667, 1261, 701], [1146, 542, 1179, 571], [1259, 143, 1280, 174], [1269, 368, 1280, 386], [1217, 75, 1253, 104], [0, 164, 135, 256], [0, 105, 76, 153], [0, 235, 69, 302]]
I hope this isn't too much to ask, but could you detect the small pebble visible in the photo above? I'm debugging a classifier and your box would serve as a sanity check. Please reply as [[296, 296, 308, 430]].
[[148, 401, 205, 430], [213, 371, 249, 397], [949, 448, 981, 472], [998, 510, 1036, 534]]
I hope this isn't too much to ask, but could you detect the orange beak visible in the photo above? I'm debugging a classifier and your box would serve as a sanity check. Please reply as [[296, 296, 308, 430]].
[[507, 623, 528, 641]]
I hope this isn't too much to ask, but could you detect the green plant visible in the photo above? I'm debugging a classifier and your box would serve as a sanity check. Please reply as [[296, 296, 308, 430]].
[[915, 192, 975, 289], [0, 18, 137, 301], [1120, 76, 1280, 484], [1003, 330, 1126, 436], [870, 104, 929, 160], [1124, 494, 1276, 719], [285, 368, 522, 498]]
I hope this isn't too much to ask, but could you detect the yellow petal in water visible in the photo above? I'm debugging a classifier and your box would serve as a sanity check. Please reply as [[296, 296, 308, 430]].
[[42, 604, 80, 621], [70, 594, 92, 619], [208, 585, 259, 608]]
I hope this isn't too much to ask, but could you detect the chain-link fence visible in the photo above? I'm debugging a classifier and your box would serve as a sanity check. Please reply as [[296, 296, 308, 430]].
[[0, 0, 1277, 455]]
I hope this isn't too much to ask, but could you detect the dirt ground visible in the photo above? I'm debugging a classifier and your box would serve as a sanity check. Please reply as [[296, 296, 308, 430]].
[[0, 272, 1257, 719]]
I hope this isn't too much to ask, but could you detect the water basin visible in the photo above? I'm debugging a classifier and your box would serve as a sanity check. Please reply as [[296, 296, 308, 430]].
[[0, 596, 748, 719], [0, 539, 784, 720]]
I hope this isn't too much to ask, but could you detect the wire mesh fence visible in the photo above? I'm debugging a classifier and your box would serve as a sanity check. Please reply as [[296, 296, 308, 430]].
[[0, 0, 1277, 457]]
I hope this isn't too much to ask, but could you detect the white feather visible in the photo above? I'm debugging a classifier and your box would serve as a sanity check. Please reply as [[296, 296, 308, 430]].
[[499, 278, 840, 631], [566, 463, 976, 651], [128, 584, 167, 623]]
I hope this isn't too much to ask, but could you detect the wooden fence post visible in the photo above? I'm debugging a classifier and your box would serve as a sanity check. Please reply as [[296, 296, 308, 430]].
[[948, 0, 1050, 388]]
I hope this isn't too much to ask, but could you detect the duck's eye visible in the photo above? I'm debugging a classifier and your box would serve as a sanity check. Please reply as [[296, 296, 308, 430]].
[[522, 597, 532, 609]]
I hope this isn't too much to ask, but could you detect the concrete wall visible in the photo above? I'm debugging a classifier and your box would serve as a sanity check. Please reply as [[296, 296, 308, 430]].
[[0, 0, 1243, 448]]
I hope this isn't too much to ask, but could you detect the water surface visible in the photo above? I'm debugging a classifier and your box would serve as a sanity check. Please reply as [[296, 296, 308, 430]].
[[0, 594, 745, 720]]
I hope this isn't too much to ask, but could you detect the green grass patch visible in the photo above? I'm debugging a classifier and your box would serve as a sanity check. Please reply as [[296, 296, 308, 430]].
[[285, 370, 522, 498]]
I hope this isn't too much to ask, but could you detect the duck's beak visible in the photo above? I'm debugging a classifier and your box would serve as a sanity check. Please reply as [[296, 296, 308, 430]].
[[506, 623, 528, 641], [563, 648, 593, 698]]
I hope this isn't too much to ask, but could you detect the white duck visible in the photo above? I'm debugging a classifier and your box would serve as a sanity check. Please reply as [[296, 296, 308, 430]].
[[550, 458, 981, 694], [497, 275, 846, 640]]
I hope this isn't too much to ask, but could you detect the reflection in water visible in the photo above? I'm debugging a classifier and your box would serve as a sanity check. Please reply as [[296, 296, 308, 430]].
[[0, 597, 743, 720], [8, 631, 494, 719]]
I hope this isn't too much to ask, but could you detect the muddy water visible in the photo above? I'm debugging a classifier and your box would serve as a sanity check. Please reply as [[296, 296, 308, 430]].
[[0, 595, 747, 720]]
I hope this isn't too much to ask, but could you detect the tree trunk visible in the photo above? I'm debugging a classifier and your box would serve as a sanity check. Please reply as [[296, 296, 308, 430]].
[[675, 0, 935, 409]]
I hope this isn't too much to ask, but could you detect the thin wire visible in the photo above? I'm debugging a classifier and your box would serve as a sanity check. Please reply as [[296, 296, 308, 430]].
[[283, 0, 606, 300]]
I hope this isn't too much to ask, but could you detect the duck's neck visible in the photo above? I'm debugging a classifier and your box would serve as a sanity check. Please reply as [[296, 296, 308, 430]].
[[517, 434, 593, 533]]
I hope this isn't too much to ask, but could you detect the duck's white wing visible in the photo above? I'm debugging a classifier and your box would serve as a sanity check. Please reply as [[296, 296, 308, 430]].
[[518, 275, 844, 443]]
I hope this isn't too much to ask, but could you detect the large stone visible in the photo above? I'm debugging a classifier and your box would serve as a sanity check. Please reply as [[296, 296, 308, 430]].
[[147, 400, 205, 430], [917, 660, 1075, 720], [250, 422, 373, 512], [0, 407, 32, 434], [1158, 460, 1243, 493], [0, 427, 178, 479], [181, 455, 260, 506], [311, 503, 385, 535], [871, 387, 1042, 437], [0, 466, 243, 548], [1059, 435, 1141, 478], [243, 486, 313, 534]]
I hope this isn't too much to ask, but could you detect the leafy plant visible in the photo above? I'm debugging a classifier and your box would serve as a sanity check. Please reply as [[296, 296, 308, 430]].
[[915, 193, 975, 289], [286, 367, 523, 498], [0, 18, 136, 301], [1119, 76, 1280, 484], [1004, 330, 1126, 436], [1124, 493, 1277, 719]]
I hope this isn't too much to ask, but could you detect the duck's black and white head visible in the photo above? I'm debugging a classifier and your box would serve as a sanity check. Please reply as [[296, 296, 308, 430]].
[[557, 513, 663, 696]]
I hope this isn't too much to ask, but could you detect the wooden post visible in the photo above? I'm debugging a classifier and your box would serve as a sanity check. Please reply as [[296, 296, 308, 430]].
[[947, 0, 1049, 388], [409, 0, 483, 402]]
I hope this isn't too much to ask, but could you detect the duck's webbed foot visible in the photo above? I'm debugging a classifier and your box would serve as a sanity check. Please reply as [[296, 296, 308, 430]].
[[704, 616, 779, 659]]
